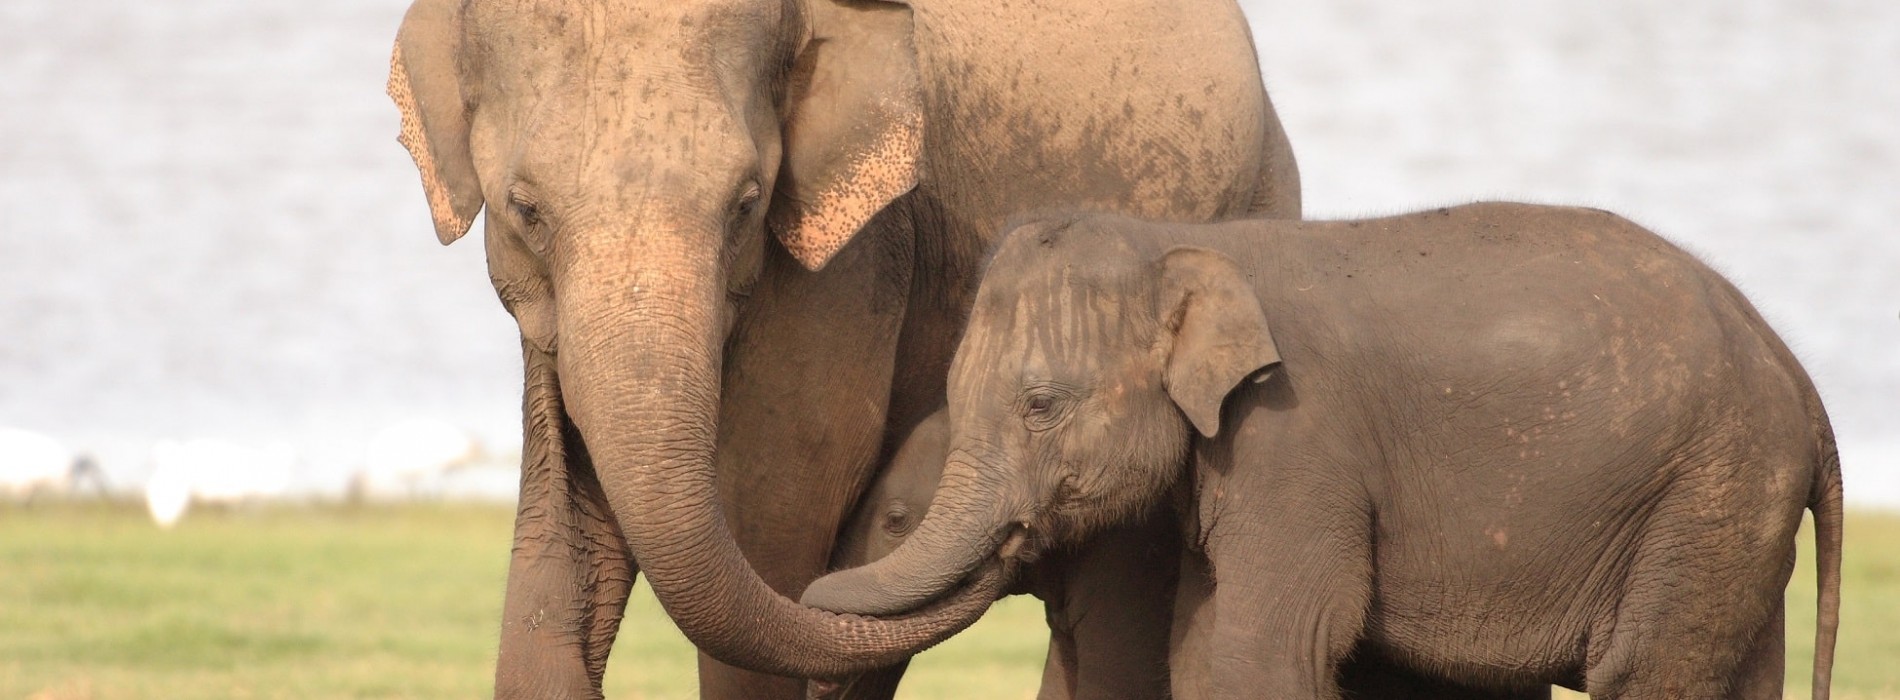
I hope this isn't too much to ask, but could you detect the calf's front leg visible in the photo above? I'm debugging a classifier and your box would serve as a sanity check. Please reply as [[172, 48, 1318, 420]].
[[1173, 479, 1372, 700]]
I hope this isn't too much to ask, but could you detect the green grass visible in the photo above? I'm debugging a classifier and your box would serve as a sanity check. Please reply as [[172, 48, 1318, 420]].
[[0, 504, 1892, 699]]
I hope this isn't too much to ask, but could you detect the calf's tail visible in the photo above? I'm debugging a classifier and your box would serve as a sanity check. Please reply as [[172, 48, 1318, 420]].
[[1808, 444, 1843, 700]]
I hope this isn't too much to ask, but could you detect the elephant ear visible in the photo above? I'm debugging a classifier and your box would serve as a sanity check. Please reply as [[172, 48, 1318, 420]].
[[771, 0, 924, 271], [1157, 247, 1282, 438], [388, 0, 483, 245]]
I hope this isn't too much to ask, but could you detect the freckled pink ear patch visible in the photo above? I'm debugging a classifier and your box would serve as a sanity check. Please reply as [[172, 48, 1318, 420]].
[[388, 44, 473, 245], [773, 107, 922, 271]]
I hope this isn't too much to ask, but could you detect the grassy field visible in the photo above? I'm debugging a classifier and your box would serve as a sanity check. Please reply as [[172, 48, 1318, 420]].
[[0, 504, 1892, 699]]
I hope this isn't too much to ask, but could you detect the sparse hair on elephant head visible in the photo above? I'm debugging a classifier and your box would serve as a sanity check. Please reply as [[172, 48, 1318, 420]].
[[950, 215, 1292, 544], [974, 211, 1284, 441], [945, 215, 1284, 534], [968, 214, 1283, 436], [800, 216, 1281, 616]]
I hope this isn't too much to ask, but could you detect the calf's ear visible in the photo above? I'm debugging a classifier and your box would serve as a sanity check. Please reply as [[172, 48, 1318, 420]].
[[388, 0, 483, 245], [771, 0, 924, 271], [1157, 247, 1282, 438]]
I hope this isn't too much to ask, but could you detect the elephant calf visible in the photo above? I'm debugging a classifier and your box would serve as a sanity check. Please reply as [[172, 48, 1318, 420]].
[[828, 409, 1547, 700], [804, 203, 1843, 700]]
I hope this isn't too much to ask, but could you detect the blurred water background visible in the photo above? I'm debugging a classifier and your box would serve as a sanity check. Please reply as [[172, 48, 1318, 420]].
[[1, 0, 1895, 504]]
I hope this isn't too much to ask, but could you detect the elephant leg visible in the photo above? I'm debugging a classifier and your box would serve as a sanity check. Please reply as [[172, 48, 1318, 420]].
[[1726, 599, 1786, 700], [1168, 548, 1219, 700], [1046, 510, 1179, 700], [1337, 654, 1549, 700], [1188, 498, 1371, 700], [1193, 563, 1367, 699], [1036, 625, 1078, 700], [819, 660, 910, 700], [495, 345, 636, 700], [1581, 473, 1803, 700], [701, 205, 918, 699]]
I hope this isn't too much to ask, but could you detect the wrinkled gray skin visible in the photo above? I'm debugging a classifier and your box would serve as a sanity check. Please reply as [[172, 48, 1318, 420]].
[[830, 409, 1545, 700], [805, 203, 1844, 700], [826, 410, 1181, 700], [386, 0, 1299, 696]]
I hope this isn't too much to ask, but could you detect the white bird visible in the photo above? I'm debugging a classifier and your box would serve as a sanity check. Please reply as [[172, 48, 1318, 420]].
[[145, 438, 294, 528], [351, 418, 482, 501], [0, 427, 103, 501]]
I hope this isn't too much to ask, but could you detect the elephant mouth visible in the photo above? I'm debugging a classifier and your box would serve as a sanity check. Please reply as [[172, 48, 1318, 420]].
[[994, 525, 1043, 597], [1011, 513, 1082, 567], [997, 524, 1032, 562]]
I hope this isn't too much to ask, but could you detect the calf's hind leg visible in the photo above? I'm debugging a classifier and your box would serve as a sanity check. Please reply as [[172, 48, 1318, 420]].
[[1583, 466, 1804, 700], [1724, 599, 1787, 700]]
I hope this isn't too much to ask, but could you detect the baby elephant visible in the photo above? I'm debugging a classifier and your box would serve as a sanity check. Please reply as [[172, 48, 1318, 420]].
[[835, 411, 951, 574], [813, 413, 948, 700], [829, 410, 1548, 700], [803, 203, 1842, 700]]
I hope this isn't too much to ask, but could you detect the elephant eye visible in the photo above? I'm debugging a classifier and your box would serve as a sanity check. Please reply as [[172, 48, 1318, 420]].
[[508, 186, 553, 256], [508, 185, 545, 229], [881, 503, 914, 536], [1021, 386, 1071, 431], [734, 181, 763, 220], [512, 200, 542, 227]]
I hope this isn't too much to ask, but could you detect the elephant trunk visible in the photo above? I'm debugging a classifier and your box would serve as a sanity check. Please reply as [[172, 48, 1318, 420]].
[[801, 454, 1025, 616], [554, 231, 1002, 678]]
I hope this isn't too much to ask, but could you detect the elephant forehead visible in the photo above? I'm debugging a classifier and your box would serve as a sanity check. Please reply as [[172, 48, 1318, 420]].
[[469, 0, 782, 78], [470, 0, 779, 34], [518, 85, 753, 169], [958, 274, 1139, 390]]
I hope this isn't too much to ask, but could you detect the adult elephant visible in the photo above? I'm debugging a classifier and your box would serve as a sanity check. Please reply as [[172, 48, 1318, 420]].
[[387, 0, 1298, 697]]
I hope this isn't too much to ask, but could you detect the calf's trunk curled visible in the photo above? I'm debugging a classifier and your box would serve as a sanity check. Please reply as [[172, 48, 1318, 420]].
[[802, 455, 1026, 616]]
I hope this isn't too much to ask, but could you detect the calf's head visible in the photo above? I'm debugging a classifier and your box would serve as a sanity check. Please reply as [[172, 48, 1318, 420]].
[[802, 216, 1281, 615]]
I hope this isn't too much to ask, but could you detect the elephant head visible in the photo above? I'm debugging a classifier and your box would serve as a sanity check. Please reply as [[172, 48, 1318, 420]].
[[802, 216, 1281, 615], [833, 410, 948, 570], [388, 0, 1003, 678]]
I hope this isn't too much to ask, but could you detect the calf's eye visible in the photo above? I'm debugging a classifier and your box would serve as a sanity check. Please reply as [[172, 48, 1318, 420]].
[[881, 505, 914, 535], [1022, 389, 1069, 432]]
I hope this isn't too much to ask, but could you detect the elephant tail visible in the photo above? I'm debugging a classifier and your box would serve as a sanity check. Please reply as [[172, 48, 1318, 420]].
[[1808, 439, 1843, 700]]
